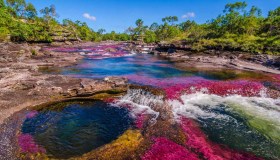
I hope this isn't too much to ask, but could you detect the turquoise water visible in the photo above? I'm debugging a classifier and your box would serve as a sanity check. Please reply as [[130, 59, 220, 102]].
[[63, 54, 260, 80]]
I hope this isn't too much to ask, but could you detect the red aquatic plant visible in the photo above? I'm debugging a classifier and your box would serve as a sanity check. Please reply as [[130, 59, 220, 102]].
[[141, 137, 199, 160], [180, 118, 263, 160], [18, 134, 46, 154]]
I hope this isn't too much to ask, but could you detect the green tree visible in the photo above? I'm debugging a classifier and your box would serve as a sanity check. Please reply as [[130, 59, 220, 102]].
[[135, 19, 144, 28], [144, 30, 157, 43], [97, 28, 106, 34], [149, 22, 159, 32], [162, 16, 178, 25], [74, 21, 96, 41], [241, 6, 262, 35], [263, 7, 280, 36], [24, 3, 37, 19], [115, 33, 130, 41], [223, 1, 247, 13], [179, 20, 197, 31], [157, 23, 181, 40], [40, 5, 58, 23], [6, 0, 26, 17], [134, 19, 146, 36], [0, 0, 5, 8]]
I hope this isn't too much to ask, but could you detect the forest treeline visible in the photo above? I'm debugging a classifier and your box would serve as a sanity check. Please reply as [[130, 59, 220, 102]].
[[0, 0, 279, 54]]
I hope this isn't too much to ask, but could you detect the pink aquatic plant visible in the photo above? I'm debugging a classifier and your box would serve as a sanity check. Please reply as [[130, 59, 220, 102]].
[[141, 137, 199, 160], [164, 80, 265, 99], [18, 134, 46, 154], [125, 75, 265, 99], [25, 111, 38, 119], [104, 97, 117, 103], [180, 118, 263, 160], [134, 114, 146, 129]]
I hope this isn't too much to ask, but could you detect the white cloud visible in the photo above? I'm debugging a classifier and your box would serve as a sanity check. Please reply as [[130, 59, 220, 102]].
[[83, 13, 96, 21], [182, 12, 195, 19]]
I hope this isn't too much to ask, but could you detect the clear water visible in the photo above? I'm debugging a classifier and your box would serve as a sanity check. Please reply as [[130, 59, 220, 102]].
[[62, 54, 265, 81], [21, 101, 133, 159], [198, 104, 280, 159]]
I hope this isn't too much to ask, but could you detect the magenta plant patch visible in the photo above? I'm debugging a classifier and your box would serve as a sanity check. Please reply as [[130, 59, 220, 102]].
[[25, 111, 38, 119], [180, 118, 263, 160], [18, 134, 46, 154], [141, 137, 199, 160]]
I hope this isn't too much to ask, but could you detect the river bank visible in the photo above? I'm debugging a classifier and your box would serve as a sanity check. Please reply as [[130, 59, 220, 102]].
[[154, 43, 280, 74]]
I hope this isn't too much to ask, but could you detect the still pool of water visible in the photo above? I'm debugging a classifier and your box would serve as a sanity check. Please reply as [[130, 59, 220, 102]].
[[21, 101, 133, 159], [62, 54, 268, 81]]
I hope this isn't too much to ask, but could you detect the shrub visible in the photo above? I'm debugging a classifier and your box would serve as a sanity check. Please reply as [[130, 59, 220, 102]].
[[0, 27, 10, 41]]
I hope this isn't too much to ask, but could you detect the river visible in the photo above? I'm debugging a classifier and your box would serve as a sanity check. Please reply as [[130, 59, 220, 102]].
[[11, 44, 280, 159]]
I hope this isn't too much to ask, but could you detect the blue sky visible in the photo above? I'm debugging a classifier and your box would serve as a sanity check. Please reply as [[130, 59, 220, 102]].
[[26, 0, 280, 33]]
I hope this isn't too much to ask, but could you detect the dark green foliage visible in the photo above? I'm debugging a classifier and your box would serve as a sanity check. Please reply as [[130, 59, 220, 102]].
[[128, 1, 279, 54], [25, 3, 37, 19], [0, 0, 130, 43], [0, 0, 5, 8], [6, 0, 26, 17], [162, 16, 178, 25]]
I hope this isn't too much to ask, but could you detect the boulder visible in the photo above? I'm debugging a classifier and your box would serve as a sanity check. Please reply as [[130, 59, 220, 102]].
[[67, 88, 78, 96], [13, 81, 36, 90], [106, 48, 117, 52], [65, 41, 73, 45], [80, 79, 99, 91], [51, 87, 63, 94], [167, 48, 176, 54], [272, 57, 280, 68], [104, 76, 128, 86]]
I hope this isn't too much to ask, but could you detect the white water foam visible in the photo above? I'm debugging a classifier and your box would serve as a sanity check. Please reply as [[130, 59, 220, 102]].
[[168, 93, 280, 124], [113, 89, 161, 124], [115, 90, 280, 125]]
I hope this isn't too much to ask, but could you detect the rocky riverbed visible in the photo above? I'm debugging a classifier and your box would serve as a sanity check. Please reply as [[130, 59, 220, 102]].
[[154, 44, 280, 74], [0, 42, 129, 125]]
